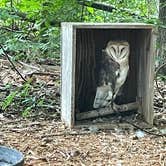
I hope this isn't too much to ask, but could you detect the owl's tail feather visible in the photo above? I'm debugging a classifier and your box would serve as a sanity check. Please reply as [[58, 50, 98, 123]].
[[93, 85, 113, 109]]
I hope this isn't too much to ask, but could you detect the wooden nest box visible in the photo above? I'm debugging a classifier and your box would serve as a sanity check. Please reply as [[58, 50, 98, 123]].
[[61, 23, 156, 128]]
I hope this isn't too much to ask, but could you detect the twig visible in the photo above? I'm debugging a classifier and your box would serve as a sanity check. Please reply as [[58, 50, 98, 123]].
[[0, 45, 27, 82], [124, 119, 165, 137], [18, 61, 41, 71], [3, 119, 26, 125], [27, 72, 58, 77], [155, 62, 166, 98], [39, 131, 98, 138]]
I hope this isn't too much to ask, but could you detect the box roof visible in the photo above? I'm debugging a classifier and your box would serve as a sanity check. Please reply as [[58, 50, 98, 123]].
[[61, 22, 154, 29]]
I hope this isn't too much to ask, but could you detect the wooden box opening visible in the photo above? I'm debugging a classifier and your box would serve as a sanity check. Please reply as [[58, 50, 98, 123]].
[[61, 23, 155, 127], [75, 29, 147, 112]]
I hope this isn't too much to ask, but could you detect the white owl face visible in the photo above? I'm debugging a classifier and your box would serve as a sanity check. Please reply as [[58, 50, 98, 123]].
[[105, 41, 130, 61]]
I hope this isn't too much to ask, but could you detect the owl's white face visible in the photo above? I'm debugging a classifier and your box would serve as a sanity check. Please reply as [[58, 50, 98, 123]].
[[105, 41, 129, 62]]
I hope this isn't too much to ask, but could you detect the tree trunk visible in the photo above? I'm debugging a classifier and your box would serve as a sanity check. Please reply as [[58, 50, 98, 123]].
[[158, 0, 166, 68]]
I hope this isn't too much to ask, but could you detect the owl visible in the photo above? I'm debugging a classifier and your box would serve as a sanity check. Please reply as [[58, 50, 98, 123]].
[[93, 41, 130, 109]]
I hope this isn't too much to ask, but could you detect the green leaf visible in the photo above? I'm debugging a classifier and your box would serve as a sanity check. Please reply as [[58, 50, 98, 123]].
[[87, 7, 94, 14], [22, 106, 32, 117], [1, 91, 17, 110]]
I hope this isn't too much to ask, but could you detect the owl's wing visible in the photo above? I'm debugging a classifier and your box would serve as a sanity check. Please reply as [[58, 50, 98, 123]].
[[93, 51, 120, 109], [102, 51, 120, 93]]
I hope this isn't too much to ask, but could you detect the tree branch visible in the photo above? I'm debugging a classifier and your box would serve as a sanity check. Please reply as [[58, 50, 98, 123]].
[[0, 45, 27, 82], [77, 0, 143, 19]]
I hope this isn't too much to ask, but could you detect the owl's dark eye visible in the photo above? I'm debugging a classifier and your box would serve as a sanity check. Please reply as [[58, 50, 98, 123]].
[[121, 47, 125, 53], [117, 72, 120, 77]]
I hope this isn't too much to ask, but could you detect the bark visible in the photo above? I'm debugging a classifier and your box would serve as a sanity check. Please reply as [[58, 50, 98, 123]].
[[158, 0, 166, 67]]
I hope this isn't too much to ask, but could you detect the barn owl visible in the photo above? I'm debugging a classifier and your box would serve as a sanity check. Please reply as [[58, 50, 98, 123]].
[[93, 41, 130, 109]]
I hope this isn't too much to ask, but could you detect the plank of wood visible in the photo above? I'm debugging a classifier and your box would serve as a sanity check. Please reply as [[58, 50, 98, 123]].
[[61, 24, 76, 127], [143, 30, 155, 124], [61, 22, 154, 29], [76, 102, 139, 120], [75, 29, 96, 112], [137, 30, 155, 125]]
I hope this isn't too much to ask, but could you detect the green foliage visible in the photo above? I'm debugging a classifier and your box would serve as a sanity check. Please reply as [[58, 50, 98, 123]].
[[1, 91, 17, 110], [83, 0, 158, 23], [21, 106, 32, 117], [158, 74, 166, 82], [0, 0, 159, 62], [0, 0, 84, 61], [0, 0, 162, 117], [0, 79, 60, 117], [0, 81, 43, 117]]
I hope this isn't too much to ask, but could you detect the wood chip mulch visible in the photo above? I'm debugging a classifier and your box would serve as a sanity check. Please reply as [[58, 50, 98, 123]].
[[0, 117, 165, 166], [0, 58, 165, 166]]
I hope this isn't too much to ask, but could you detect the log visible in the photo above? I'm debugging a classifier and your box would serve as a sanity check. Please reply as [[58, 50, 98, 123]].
[[78, 0, 116, 13], [76, 102, 139, 120], [77, 0, 142, 19]]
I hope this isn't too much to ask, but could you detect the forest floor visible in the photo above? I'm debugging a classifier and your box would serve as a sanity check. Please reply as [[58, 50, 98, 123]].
[[0, 58, 165, 166]]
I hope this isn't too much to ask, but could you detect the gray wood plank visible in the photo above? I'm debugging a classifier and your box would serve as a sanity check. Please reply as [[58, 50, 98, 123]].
[[61, 24, 75, 127], [143, 30, 156, 124], [61, 22, 154, 29]]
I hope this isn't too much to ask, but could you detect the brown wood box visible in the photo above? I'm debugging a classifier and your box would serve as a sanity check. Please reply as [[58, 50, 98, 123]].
[[61, 23, 156, 128]]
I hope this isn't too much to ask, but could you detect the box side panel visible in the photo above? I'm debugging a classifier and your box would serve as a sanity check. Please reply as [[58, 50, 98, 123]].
[[61, 24, 75, 127], [137, 32, 144, 114], [75, 29, 96, 112], [137, 30, 155, 124], [143, 31, 156, 124]]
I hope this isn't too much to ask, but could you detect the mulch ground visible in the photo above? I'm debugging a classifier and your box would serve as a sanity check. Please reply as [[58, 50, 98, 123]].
[[0, 117, 165, 166], [0, 58, 165, 166]]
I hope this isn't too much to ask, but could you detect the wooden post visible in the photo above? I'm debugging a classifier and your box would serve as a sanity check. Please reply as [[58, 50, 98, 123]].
[[61, 23, 76, 127]]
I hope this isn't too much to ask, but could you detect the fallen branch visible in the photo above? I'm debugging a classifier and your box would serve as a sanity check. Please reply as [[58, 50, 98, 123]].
[[78, 0, 116, 12], [76, 102, 139, 120], [3, 119, 26, 125], [39, 131, 95, 138], [27, 72, 58, 77], [18, 61, 41, 71]]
